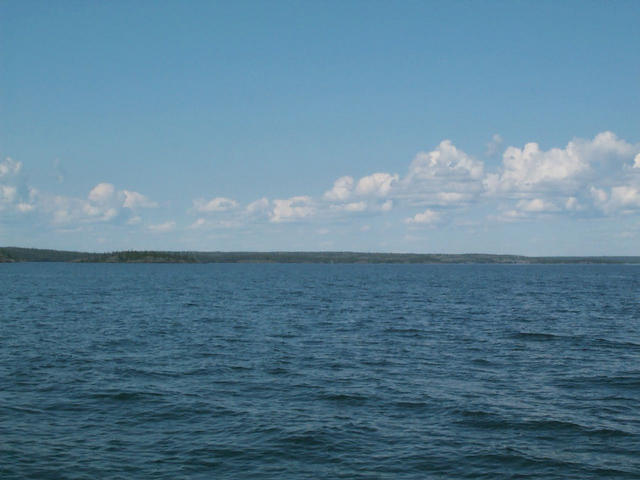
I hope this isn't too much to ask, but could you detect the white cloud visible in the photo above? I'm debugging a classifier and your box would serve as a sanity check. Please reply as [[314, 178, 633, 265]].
[[486, 134, 503, 157], [324, 176, 354, 201], [88, 183, 116, 203], [516, 198, 557, 213], [405, 208, 440, 224], [331, 201, 367, 212], [148, 221, 176, 233], [344, 201, 367, 212], [82, 202, 118, 222], [355, 172, 398, 197], [590, 184, 640, 214], [3, 132, 639, 242], [485, 143, 588, 195], [16, 202, 35, 213], [588, 184, 640, 214], [610, 185, 640, 208], [122, 190, 157, 209], [190, 217, 206, 229], [270, 196, 314, 223], [565, 197, 580, 210], [408, 140, 484, 182], [400, 140, 484, 207], [246, 197, 270, 214], [436, 192, 472, 205], [590, 186, 608, 205], [585, 131, 636, 160], [0, 158, 21, 177], [54, 159, 65, 183], [1, 185, 17, 203], [193, 196, 238, 212], [498, 209, 526, 221], [39, 182, 157, 225], [485, 132, 639, 196]]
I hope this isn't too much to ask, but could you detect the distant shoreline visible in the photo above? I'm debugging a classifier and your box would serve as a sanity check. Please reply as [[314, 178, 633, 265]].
[[1, 247, 639, 264]]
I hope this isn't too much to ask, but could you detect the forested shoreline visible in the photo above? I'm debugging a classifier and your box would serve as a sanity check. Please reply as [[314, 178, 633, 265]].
[[1, 247, 638, 264]]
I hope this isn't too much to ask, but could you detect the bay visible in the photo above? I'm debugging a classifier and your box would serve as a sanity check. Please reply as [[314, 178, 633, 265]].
[[1, 263, 639, 479]]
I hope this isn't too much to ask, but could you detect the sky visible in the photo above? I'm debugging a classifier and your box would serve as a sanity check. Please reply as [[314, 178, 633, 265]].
[[1, 0, 639, 255]]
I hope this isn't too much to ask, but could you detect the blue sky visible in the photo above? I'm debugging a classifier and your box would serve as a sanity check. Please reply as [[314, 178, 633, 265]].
[[1, 1, 639, 254]]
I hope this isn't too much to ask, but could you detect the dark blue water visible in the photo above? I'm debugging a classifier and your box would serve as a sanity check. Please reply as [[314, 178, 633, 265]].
[[1, 263, 639, 479]]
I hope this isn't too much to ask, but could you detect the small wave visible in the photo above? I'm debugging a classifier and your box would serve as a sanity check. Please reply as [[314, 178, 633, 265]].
[[277, 433, 329, 448], [3, 405, 44, 414], [383, 327, 425, 336], [463, 450, 582, 471], [393, 400, 433, 411], [320, 392, 370, 405], [471, 357, 494, 366], [266, 366, 289, 375], [510, 332, 564, 341], [90, 391, 164, 401], [519, 418, 634, 438], [593, 337, 640, 350], [455, 409, 634, 438], [556, 374, 640, 390]]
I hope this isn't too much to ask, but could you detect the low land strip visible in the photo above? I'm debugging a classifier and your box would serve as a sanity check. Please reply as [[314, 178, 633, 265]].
[[1, 247, 639, 264]]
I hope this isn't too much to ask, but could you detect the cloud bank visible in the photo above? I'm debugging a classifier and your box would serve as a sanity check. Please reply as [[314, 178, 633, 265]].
[[2, 132, 639, 246]]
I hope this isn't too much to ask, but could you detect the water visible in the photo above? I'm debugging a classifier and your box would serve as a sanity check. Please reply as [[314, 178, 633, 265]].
[[1, 263, 639, 479]]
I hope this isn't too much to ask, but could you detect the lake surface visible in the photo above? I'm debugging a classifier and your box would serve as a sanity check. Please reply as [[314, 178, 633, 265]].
[[1, 263, 639, 479]]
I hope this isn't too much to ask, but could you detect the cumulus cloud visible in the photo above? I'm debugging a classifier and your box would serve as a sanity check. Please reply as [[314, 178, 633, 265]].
[[590, 186, 608, 205], [330, 201, 367, 213], [485, 143, 588, 195], [584, 131, 637, 161], [0, 185, 17, 203], [0, 158, 34, 214], [323, 141, 483, 216], [484, 132, 640, 218], [316, 132, 638, 223], [189, 218, 206, 229], [407, 140, 484, 183], [592, 185, 640, 214], [122, 190, 158, 209], [486, 134, 503, 157], [0, 158, 22, 177], [16, 202, 35, 213], [270, 196, 314, 223], [405, 208, 440, 225], [399, 140, 484, 208], [611, 186, 640, 208], [246, 197, 270, 214], [516, 198, 557, 213], [343, 201, 367, 212], [40, 182, 157, 226], [3, 131, 639, 242], [88, 183, 116, 204], [355, 172, 399, 197], [193, 196, 238, 212], [380, 199, 393, 212], [485, 131, 638, 196], [565, 197, 580, 211], [148, 221, 176, 233], [53, 159, 65, 183], [324, 176, 354, 201], [435, 192, 472, 205]]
